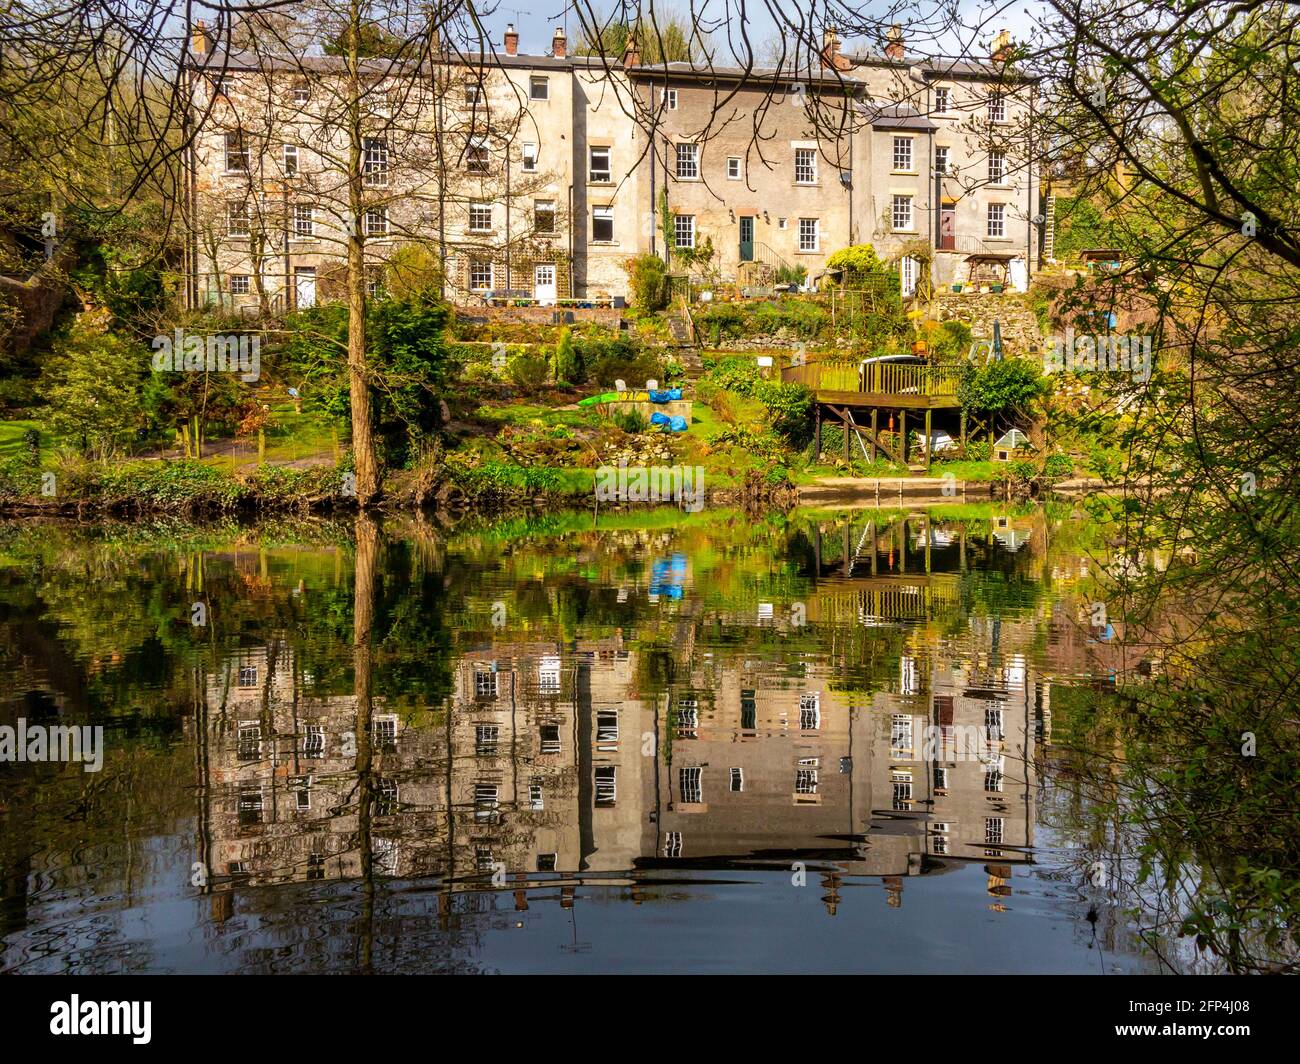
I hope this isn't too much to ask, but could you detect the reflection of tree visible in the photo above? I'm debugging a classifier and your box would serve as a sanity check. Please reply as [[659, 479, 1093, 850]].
[[352, 511, 378, 974]]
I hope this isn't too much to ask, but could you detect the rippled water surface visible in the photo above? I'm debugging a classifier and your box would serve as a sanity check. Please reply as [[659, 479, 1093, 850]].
[[0, 507, 1157, 973]]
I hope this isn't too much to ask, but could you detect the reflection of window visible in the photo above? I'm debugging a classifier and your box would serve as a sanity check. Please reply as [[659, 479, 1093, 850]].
[[376, 777, 399, 816], [529, 778, 544, 810], [795, 768, 818, 794], [238, 785, 263, 826], [589, 146, 611, 182], [984, 764, 1004, 792], [663, 831, 682, 858], [238, 665, 258, 687], [307, 853, 325, 879], [891, 713, 914, 756], [985, 706, 1004, 742], [679, 766, 702, 803], [741, 690, 756, 731], [294, 778, 312, 810], [537, 852, 557, 872], [475, 724, 499, 756], [730, 767, 744, 792], [677, 699, 698, 735], [303, 724, 325, 759], [538, 656, 561, 692], [474, 668, 498, 697], [985, 816, 1004, 844], [799, 693, 820, 730], [934, 765, 948, 789], [596, 710, 619, 748], [476, 847, 494, 871], [595, 765, 617, 807], [237, 721, 261, 761], [540, 723, 561, 755], [474, 782, 499, 822], [373, 715, 397, 751]]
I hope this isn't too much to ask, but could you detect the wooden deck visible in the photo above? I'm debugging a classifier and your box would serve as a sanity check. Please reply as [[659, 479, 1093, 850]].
[[781, 360, 963, 409]]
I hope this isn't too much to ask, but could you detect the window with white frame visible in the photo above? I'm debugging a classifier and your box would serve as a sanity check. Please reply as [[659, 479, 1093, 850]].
[[464, 80, 483, 105], [934, 86, 950, 112], [589, 146, 611, 182], [292, 83, 310, 104], [988, 92, 1006, 122], [595, 765, 617, 807], [540, 723, 561, 755], [521, 142, 538, 172], [229, 274, 250, 295], [674, 213, 695, 249], [891, 194, 913, 231], [227, 203, 251, 238], [475, 724, 499, 756], [592, 206, 614, 242], [892, 769, 913, 809], [283, 143, 299, 176], [237, 720, 261, 761], [596, 710, 619, 748], [529, 75, 549, 100], [663, 87, 678, 110], [988, 149, 1006, 184], [469, 260, 493, 291], [794, 147, 817, 184], [363, 207, 388, 236], [984, 762, 1004, 792], [798, 217, 819, 252], [934, 765, 948, 789], [795, 767, 818, 795], [293, 204, 314, 237], [934, 145, 949, 175], [730, 767, 744, 792], [985, 706, 1005, 741], [677, 699, 698, 733], [901, 255, 918, 297], [363, 137, 389, 186], [893, 136, 914, 171], [468, 201, 492, 232], [475, 847, 494, 871], [987, 202, 1006, 237], [533, 199, 555, 234], [467, 136, 489, 173], [799, 693, 820, 730], [985, 816, 1005, 844], [238, 785, 263, 825], [373, 715, 397, 750], [675, 142, 699, 179], [529, 778, 545, 810], [900, 655, 918, 695], [295, 778, 312, 810], [664, 831, 682, 858], [679, 766, 703, 803], [726, 156, 741, 179], [224, 133, 249, 172], [365, 264, 384, 298]]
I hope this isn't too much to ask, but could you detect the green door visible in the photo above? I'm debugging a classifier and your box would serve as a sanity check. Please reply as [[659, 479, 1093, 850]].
[[739, 216, 754, 262]]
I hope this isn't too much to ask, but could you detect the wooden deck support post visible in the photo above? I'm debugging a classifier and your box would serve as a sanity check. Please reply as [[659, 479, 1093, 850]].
[[814, 404, 821, 461], [843, 409, 851, 463], [870, 409, 878, 462], [899, 410, 907, 466], [924, 409, 932, 472], [960, 410, 967, 451]]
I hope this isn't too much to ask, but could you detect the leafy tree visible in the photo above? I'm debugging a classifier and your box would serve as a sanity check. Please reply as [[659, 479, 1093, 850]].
[[550, 326, 579, 386], [958, 358, 1045, 425]]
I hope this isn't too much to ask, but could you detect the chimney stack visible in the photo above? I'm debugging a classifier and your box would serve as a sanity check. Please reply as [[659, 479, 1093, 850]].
[[191, 19, 213, 56], [820, 26, 850, 71], [504, 23, 518, 56], [622, 31, 640, 68], [991, 29, 1013, 62], [884, 24, 904, 61], [551, 26, 567, 59]]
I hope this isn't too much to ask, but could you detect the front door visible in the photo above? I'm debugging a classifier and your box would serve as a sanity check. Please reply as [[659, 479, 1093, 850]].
[[534, 264, 557, 306], [739, 216, 754, 262], [294, 266, 316, 309], [939, 204, 956, 250]]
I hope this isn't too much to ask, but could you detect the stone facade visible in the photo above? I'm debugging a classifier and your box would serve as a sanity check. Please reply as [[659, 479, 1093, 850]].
[[184, 26, 1039, 310]]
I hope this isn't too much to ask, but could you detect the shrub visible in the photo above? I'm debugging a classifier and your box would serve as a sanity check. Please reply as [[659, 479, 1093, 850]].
[[577, 335, 663, 387], [1043, 453, 1074, 479], [965, 439, 992, 461], [507, 351, 550, 389], [628, 254, 669, 311], [611, 409, 648, 434], [40, 317, 149, 459], [824, 243, 887, 285], [958, 358, 1046, 420], [550, 326, 579, 385]]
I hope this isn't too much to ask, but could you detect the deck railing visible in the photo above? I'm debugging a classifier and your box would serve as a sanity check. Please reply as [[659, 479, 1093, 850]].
[[782, 359, 963, 398]]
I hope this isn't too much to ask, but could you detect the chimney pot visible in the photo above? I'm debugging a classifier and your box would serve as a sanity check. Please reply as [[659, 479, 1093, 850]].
[[991, 28, 1014, 62], [191, 19, 212, 56], [504, 23, 518, 56], [622, 31, 640, 68], [552, 26, 567, 59], [820, 25, 850, 71], [885, 24, 904, 61]]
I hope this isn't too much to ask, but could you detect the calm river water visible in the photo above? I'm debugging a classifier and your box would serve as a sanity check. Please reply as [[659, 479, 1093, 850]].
[[0, 505, 1162, 973]]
